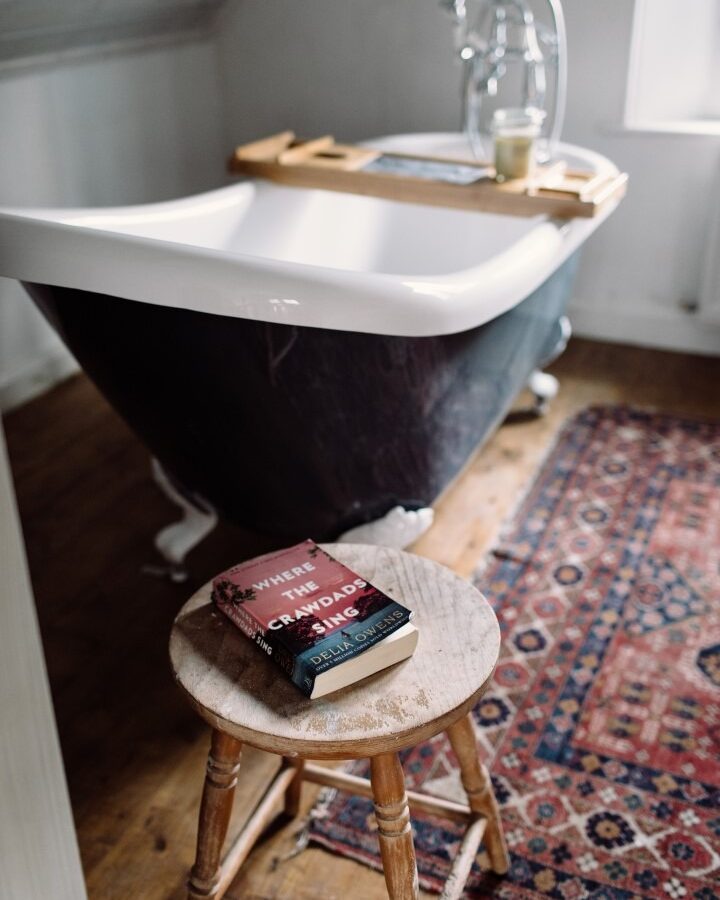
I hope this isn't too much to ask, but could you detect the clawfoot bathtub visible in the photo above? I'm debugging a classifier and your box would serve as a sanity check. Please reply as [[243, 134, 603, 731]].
[[0, 134, 622, 550]]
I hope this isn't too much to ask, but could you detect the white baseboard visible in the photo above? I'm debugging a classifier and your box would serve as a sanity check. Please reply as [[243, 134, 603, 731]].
[[568, 299, 720, 357], [0, 349, 79, 413]]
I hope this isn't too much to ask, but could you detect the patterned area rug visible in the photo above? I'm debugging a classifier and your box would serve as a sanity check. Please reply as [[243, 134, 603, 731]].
[[309, 406, 720, 898]]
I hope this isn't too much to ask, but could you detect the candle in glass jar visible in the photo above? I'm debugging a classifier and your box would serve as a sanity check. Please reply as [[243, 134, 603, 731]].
[[491, 107, 545, 181]]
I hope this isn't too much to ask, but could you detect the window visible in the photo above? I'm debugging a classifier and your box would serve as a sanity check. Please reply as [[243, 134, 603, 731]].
[[625, 0, 720, 133]]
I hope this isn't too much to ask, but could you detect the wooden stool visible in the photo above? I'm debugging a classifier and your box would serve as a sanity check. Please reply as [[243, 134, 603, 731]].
[[169, 544, 509, 900]]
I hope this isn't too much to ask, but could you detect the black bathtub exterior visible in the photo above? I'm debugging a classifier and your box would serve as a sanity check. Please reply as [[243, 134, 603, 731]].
[[24, 253, 578, 539]]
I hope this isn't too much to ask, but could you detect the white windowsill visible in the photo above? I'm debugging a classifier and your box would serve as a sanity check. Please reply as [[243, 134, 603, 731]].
[[615, 119, 720, 138]]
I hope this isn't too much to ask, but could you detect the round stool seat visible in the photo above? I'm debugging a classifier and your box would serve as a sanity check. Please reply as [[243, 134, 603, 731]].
[[170, 543, 500, 760]]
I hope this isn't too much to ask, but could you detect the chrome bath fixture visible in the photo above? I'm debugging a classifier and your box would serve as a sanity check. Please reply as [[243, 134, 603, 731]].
[[442, 0, 567, 163]]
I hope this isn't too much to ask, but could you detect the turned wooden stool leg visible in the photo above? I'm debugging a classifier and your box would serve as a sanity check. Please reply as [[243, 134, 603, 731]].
[[188, 730, 243, 900], [370, 752, 419, 900], [446, 715, 509, 875], [283, 758, 305, 817]]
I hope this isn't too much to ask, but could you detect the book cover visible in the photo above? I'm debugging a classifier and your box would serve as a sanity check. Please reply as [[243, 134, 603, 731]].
[[212, 540, 415, 698]]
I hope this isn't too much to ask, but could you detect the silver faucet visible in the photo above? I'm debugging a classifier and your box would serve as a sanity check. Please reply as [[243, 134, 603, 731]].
[[441, 0, 567, 161]]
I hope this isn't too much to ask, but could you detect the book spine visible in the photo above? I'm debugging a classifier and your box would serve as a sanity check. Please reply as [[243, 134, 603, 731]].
[[214, 597, 261, 641], [213, 596, 312, 697], [283, 651, 315, 698], [263, 629, 312, 696]]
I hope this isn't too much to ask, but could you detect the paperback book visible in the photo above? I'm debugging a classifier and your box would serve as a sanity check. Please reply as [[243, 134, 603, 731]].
[[212, 540, 418, 699]]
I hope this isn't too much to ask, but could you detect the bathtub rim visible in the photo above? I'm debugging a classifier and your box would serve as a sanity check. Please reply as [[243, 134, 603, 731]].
[[0, 136, 620, 337]]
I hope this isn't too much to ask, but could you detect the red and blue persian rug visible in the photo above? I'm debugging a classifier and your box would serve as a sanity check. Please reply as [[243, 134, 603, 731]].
[[309, 406, 720, 898]]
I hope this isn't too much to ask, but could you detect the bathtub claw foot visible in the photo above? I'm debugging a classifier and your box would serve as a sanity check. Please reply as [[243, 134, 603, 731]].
[[149, 459, 218, 573], [141, 561, 190, 583], [337, 505, 434, 549], [528, 369, 560, 416]]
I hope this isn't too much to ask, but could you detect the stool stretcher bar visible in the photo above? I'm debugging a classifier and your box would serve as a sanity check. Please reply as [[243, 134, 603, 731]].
[[440, 816, 488, 900], [303, 761, 494, 900], [302, 761, 474, 825], [199, 758, 498, 900], [193, 766, 297, 900]]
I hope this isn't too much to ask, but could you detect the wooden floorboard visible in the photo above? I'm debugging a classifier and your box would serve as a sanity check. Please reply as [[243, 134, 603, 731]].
[[4, 337, 720, 900]]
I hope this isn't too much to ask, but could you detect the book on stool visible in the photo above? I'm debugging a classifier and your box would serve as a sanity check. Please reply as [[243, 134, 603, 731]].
[[212, 539, 418, 699]]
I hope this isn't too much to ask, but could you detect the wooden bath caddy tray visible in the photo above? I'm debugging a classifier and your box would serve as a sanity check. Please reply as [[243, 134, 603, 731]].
[[229, 131, 627, 219]]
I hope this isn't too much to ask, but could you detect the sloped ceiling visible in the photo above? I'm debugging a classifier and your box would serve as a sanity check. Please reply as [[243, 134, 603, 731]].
[[0, 0, 227, 62]]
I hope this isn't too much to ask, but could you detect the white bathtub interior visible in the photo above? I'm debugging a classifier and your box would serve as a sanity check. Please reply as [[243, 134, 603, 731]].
[[11, 183, 546, 278]]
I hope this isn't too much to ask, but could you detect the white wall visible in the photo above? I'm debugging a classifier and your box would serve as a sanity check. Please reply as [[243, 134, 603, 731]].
[[216, 1, 460, 145], [0, 37, 227, 410], [560, 0, 720, 355], [216, 0, 720, 356]]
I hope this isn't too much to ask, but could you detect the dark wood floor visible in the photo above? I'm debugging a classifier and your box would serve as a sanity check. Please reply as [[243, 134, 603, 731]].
[[4, 337, 720, 899]]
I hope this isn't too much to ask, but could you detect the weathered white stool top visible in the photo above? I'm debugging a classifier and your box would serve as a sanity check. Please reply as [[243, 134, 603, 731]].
[[169, 544, 500, 759]]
